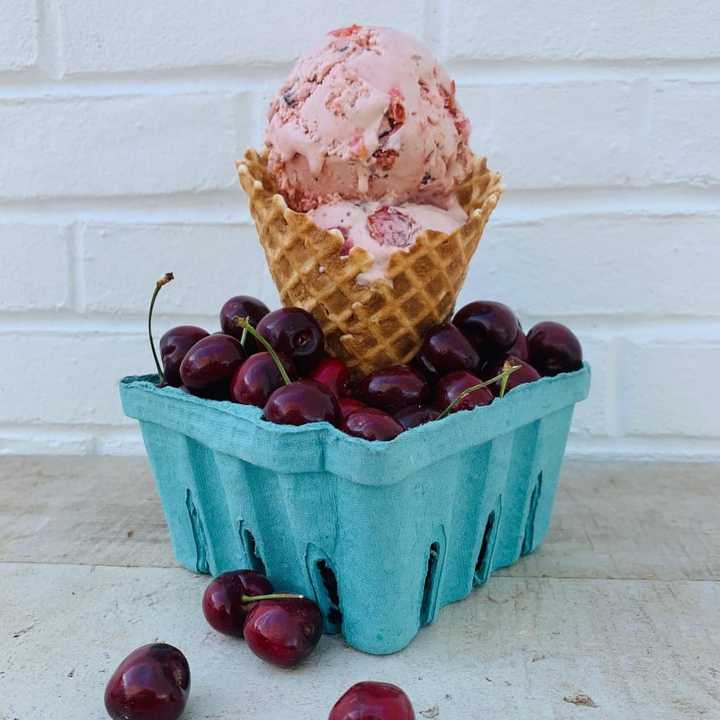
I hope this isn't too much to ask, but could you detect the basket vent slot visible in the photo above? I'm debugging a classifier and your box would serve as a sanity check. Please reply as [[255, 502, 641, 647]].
[[420, 542, 441, 626], [316, 560, 343, 629], [522, 471, 543, 557], [474, 511, 496, 586], [242, 528, 266, 576], [185, 489, 209, 574]]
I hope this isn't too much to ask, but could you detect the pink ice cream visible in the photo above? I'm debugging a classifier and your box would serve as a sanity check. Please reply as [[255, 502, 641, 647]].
[[266, 25, 472, 213], [309, 199, 467, 285]]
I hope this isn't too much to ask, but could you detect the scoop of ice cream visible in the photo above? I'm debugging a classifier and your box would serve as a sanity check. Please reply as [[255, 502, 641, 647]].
[[309, 199, 467, 285], [266, 25, 472, 212]]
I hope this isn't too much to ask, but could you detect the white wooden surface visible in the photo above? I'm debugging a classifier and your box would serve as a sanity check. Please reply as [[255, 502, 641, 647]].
[[1, 458, 719, 719]]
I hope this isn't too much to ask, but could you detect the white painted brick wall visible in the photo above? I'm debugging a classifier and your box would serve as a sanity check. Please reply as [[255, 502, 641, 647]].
[[58, 2, 426, 72], [461, 82, 636, 189], [1, 4, 718, 460], [0, 0, 38, 72], [444, 1, 720, 61], [0, 95, 251, 199], [0, 226, 71, 310]]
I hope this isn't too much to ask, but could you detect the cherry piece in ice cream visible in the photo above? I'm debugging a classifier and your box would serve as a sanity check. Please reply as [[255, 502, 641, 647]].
[[367, 206, 419, 248]]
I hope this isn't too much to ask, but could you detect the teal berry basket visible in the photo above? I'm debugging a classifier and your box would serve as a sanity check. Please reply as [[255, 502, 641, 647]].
[[120, 364, 590, 655]]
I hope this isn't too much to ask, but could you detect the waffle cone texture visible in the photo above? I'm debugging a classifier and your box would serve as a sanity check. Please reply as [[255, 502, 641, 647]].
[[237, 148, 503, 376]]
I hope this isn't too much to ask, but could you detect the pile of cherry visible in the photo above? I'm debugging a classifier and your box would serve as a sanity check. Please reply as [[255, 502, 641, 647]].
[[105, 569, 415, 720], [151, 275, 583, 441]]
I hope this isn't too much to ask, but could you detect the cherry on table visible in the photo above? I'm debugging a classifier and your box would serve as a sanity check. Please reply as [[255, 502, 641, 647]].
[[356, 365, 429, 414], [202, 570, 274, 637], [256, 307, 325, 374], [416, 322, 479, 377], [243, 597, 323, 668], [264, 379, 340, 427], [394, 405, 440, 430], [159, 326, 209, 387], [527, 321, 583, 376], [308, 357, 350, 398], [342, 408, 404, 441], [230, 352, 296, 407], [481, 356, 540, 395], [104, 643, 190, 720], [329, 681, 415, 720], [433, 371, 493, 414], [219, 295, 270, 354], [179, 334, 245, 399], [453, 301, 519, 359]]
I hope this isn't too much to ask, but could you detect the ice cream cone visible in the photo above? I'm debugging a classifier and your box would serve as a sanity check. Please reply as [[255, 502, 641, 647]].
[[237, 147, 502, 376]]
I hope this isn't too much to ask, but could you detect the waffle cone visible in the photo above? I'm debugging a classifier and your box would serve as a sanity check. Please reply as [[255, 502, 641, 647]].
[[237, 148, 502, 376]]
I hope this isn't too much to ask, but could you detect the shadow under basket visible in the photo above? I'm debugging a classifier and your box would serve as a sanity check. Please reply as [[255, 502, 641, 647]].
[[120, 364, 590, 655]]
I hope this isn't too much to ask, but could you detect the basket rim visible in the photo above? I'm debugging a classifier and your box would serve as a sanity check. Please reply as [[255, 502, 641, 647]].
[[120, 364, 590, 484]]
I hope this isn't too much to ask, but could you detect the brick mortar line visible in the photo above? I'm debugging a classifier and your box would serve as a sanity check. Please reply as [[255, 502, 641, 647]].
[[0, 187, 719, 225], [2, 57, 720, 97], [1, 315, 720, 337]]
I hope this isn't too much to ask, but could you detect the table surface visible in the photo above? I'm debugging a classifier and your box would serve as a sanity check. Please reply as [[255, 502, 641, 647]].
[[1, 456, 718, 720]]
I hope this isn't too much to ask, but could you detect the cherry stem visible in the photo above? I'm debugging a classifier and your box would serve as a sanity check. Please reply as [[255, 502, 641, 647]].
[[233, 316, 291, 386], [436, 364, 521, 421], [148, 272, 174, 385], [498, 359, 516, 398], [240, 593, 304, 604]]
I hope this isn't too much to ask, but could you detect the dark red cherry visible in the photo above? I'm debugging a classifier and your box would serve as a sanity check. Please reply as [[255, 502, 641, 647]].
[[342, 408, 403, 441], [527, 321, 583, 376], [202, 570, 274, 638], [433, 371, 493, 413], [230, 352, 296, 407], [243, 597, 323, 668], [329, 681, 415, 720], [179, 334, 245, 399], [453, 301, 519, 359], [416, 322, 479, 377], [308, 357, 350, 398], [104, 643, 190, 720], [356, 365, 429, 414], [219, 295, 270, 354], [338, 397, 367, 422], [256, 308, 325, 374], [159, 326, 209, 387], [506, 326, 529, 362], [481, 356, 540, 395], [394, 405, 440, 430], [264, 379, 340, 426]]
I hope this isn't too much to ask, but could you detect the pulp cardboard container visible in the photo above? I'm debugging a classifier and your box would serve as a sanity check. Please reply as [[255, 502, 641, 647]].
[[120, 364, 590, 655]]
